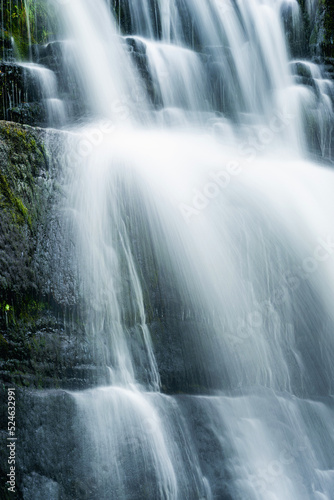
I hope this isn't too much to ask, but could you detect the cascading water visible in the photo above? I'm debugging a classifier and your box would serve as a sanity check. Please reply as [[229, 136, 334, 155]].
[[18, 61, 67, 125], [23, 0, 32, 60], [27, 0, 334, 498]]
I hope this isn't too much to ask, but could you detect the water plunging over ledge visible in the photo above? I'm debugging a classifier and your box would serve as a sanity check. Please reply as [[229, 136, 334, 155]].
[[22, 0, 334, 498]]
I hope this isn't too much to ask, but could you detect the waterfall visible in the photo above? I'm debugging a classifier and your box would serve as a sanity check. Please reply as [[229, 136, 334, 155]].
[[23, 0, 32, 60], [25, 0, 334, 498], [18, 61, 67, 125]]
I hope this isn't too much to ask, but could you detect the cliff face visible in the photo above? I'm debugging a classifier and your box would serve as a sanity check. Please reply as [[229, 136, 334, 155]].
[[0, 121, 117, 499], [281, 1, 333, 68], [306, 0, 334, 59], [0, 0, 332, 394], [0, 121, 224, 499], [0, 2, 333, 499], [0, 118, 216, 393], [0, 2, 333, 130], [0, 121, 104, 392]]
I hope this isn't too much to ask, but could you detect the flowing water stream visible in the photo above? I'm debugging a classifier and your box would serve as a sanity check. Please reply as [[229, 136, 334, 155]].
[[25, 0, 334, 498]]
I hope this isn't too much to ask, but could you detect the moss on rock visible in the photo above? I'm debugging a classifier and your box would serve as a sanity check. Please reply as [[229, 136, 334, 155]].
[[0, 121, 103, 391]]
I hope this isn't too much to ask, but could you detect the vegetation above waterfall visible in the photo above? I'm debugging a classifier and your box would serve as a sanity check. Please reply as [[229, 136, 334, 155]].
[[0, 1, 333, 61], [0, 0, 59, 58]]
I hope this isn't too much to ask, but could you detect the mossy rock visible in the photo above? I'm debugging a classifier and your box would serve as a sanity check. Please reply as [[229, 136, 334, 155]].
[[0, 120, 95, 390], [0, 122, 47, 231], [0, 120, 50, 332]]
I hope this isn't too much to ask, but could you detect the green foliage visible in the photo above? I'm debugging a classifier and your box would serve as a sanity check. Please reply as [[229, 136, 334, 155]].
[[18, 298, 47, 324], [0, 123, 48, 240], [1, 0, 60, 59], [0, 172, 31, 226], [0, 301, 15, 326], [0, 295, 48, 338]]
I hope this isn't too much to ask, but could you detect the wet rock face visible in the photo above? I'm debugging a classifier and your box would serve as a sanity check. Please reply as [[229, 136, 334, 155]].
[[0, 389, 77, 500], [0, 63, 24, 121], [300, 0, 334, 59], [0, 389, 234, 500], [0, 3, 331, 129], [0, 62, 51, 127], [0, 121, 98, 391], [0, 44, 78, 127], [280, 1, 334, 65], [0, 119, 211, 395], [281, 1, 310, 58], [0, 122, 47, 293], [0, 123, 110, 500], [0, 120, 230, 401], [31, 41, 83, 120]]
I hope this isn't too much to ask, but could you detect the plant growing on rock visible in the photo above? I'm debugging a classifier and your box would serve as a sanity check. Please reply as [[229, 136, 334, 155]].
[[1, 0, 60, 59]]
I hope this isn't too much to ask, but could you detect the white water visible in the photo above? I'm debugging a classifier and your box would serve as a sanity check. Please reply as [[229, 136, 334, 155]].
[[18, 62, 67, 126], [23, 0, 33, 60], [42, 0, 334, 498]]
